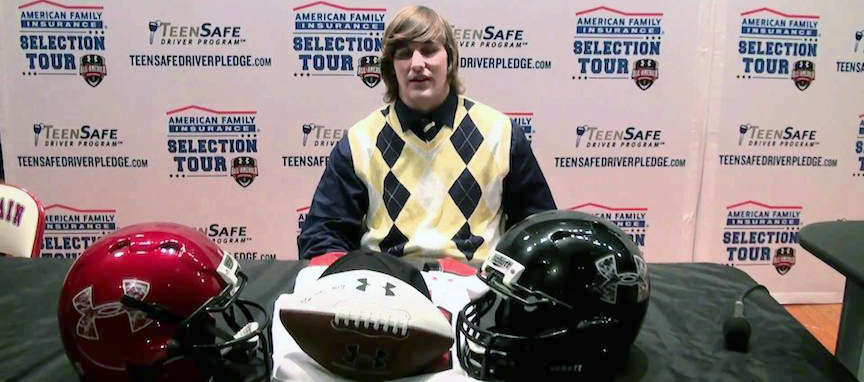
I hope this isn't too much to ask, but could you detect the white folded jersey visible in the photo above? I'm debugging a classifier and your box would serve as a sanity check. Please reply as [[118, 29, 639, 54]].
[[271, 265, 488, 381]]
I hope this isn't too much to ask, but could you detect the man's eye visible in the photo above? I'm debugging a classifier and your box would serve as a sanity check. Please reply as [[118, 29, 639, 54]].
[[394, 49, 411, 59]]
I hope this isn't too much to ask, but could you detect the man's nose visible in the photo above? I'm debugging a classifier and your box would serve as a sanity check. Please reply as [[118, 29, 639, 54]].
[[410, 50, 425, 70]]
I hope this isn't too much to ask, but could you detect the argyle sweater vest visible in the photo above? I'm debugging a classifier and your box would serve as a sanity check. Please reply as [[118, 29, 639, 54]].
[[348, 96, 510, 263]]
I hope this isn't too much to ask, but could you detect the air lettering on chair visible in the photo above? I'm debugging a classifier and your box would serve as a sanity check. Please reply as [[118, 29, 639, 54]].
[[0, 198, 25, 227]]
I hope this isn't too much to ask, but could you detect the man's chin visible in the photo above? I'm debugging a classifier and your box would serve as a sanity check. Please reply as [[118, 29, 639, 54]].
[[404, 94, 436, 108]]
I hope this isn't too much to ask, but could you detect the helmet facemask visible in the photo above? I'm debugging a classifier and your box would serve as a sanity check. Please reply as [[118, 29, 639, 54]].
[[119, 253, 272, 381]]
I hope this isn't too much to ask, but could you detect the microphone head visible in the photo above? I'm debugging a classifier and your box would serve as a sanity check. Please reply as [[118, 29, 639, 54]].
[[723, 316, 751, 351]]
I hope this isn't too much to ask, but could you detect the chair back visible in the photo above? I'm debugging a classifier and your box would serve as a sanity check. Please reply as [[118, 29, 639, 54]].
[[0, 184, 46, 257]]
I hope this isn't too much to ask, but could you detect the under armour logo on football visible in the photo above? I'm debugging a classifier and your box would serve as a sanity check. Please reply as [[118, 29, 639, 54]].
[[356, 278, 397, 296], [342, 344, 389, 369], [72, 280, 154, 340], [383, 282, 396, 296]]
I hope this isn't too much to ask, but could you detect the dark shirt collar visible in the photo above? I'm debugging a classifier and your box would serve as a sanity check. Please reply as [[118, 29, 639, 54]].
[[394, 91, 458, 140]]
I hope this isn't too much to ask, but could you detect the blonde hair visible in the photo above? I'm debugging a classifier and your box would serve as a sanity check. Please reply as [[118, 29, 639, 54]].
[[380, 6, 463, 103]]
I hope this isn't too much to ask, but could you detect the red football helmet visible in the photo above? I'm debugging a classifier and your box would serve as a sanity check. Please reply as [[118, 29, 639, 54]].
[[57, 222, 271, 381]]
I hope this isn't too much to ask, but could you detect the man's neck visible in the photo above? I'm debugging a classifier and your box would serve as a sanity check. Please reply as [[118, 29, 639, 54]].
[[393, 91, 459, 140], [400, 90, 450, 114]]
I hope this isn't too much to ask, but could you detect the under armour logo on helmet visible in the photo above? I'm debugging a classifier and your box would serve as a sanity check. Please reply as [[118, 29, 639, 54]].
[[72, 280, 154, 340], [594, 255, 648, 304]]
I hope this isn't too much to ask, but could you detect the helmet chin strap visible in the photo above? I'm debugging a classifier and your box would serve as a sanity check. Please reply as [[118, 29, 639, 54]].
[[127, 300, 272, 382], [120, 289, 272, 381], [121, 295, 184, 323]]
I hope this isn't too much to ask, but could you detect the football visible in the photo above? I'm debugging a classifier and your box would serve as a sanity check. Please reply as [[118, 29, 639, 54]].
[[279, 269, 454, 380]]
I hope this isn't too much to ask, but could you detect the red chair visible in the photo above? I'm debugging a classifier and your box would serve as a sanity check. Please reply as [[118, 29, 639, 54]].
[[0, 183, 46, 257]]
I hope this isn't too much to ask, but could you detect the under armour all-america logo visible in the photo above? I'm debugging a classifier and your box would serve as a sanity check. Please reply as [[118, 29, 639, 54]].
[[72, 280, 154, 340], [593, 255, 648, 304]]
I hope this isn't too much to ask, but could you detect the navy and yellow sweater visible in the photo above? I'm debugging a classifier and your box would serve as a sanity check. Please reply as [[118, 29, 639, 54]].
[[298, 93, 555, 262]]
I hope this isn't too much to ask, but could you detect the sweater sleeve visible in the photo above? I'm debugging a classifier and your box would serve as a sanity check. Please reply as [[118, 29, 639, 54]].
[[501, 119, 557, 228], [297, 136, 369, 259]]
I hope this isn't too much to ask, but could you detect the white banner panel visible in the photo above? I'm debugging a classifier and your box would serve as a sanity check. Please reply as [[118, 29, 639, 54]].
[[693, 0, 864, 303]]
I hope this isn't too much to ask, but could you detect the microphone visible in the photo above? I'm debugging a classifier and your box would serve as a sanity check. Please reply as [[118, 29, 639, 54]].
[[723, 284, 768, 352]]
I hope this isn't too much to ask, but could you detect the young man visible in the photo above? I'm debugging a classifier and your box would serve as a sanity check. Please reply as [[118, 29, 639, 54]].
[[298, 6, 555, 262]]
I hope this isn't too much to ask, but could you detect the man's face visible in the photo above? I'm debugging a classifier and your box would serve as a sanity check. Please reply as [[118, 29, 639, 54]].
[[393, 41, 450, 113]]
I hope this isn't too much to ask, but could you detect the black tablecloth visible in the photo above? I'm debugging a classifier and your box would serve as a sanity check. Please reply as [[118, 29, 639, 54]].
[[0, 257, 855, 381]]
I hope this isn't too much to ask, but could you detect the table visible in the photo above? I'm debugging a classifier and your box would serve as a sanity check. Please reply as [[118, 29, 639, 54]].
[[800, 221, 864, 380], [0, 257, 855, 381]]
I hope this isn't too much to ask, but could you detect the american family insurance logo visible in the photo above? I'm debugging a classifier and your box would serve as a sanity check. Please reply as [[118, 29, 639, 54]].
[[291, 1, 386, 87], [505, 112, 534, 145], [18, 0, 107, 87], [737, 7, 819, 91], [166, 105, 259, 188], [572, 6, 663, 90], [41, 204, 116, 258], [723, 200, 800, 275], [569, 202, 648, 247]]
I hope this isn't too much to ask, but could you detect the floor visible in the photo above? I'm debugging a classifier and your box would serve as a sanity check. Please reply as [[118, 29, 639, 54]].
[[783, 303, 842, 354]]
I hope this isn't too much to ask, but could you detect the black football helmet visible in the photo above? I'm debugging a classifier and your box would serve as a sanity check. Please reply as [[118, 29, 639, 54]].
[[456, 210, 649, 380]]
